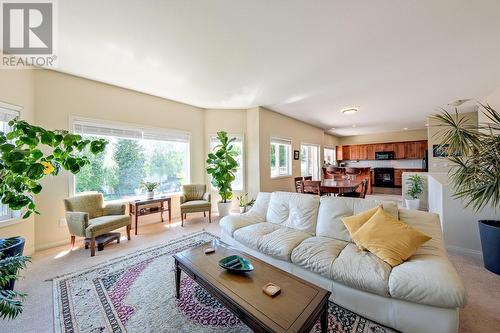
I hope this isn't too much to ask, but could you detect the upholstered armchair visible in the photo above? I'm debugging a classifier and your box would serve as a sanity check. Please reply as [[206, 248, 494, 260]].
[[64, 193, 131, 256], [180, 184, 211, 226]]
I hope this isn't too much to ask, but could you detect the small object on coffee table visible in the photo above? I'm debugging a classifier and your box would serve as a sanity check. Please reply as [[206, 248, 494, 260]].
[[84, 232, 121, 251], [204, 247, 215, 254], [262, 283, 281, 297], [218, 255, 254, 272]]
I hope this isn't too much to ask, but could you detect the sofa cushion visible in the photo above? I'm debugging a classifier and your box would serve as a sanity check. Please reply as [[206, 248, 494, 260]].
[[258, 227, 311, 261], [351, 208, 431, 267], [330, 243, 392, 297], [389, 254, 466, 308], [220, 192, 271, 236], [398, 208, 445, 255], [266, 192, 319, 234], [291, 236, 348, 278], [233, 222, 280, 250], [316, 196, 398, 242], [86, 215, 130, 237]]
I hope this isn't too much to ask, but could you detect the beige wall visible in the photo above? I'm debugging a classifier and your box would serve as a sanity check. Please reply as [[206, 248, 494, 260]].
[[339, 129, 427, 145], [246, 107, 261, 198], [427, 111, 478, 173], [0, 69, 36, 255], [323, 133, 340, 148], [33, 70, 206, 250], [258, 107, 325, 192]]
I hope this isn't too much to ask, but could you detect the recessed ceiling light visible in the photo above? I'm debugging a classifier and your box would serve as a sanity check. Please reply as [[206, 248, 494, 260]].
[[341, 107, 358, 115], [448, 99, 471, 107], [330, 127, 336, 130], [351, 124, 356, 128], [424, 123, 429, 127], [403, 127, 408, 130]]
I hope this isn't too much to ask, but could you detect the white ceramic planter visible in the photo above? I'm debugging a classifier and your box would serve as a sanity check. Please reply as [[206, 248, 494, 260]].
[[217, 201, 232, 217], [239, 206, 246, 214], [147, 191, 154, 199], [405, 198, 420, 210]]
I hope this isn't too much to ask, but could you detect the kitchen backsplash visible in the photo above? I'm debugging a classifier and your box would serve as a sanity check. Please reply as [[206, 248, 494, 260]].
[[339, 159, 424, 169]]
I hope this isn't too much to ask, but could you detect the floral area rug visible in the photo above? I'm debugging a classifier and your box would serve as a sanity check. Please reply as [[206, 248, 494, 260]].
[[53, 231, 397, 333]]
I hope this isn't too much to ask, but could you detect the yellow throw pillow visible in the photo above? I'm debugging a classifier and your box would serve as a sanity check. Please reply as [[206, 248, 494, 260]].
[[351, 208, 431, 267], [341, 205, 381, 236]]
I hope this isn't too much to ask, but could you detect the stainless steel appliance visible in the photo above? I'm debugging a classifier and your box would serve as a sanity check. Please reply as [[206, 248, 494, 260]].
[[422, 149, 428, 171], [374, 167, 395, 187], [375, 151, 395, 160]]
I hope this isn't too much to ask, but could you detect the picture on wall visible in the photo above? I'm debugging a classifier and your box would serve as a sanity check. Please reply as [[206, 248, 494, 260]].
[[432, 144, 461, 157]]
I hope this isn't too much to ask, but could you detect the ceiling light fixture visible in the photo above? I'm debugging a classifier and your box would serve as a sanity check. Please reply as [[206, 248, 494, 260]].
[[403, 127, 408, 130], [448, 99, 471, 107], [351, 124, 356, 128], [330, 127, 336, 130], [341, 107, 358, 115]]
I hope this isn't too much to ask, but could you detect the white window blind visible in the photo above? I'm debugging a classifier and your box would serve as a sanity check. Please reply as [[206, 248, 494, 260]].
[[73, 120, 189, 143]]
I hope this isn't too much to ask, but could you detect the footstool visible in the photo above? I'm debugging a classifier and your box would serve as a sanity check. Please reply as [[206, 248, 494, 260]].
[[84, 232, 121, 251]]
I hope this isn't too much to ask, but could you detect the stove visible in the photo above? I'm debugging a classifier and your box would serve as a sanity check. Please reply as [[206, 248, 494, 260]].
[[373, 167, 395, 187]]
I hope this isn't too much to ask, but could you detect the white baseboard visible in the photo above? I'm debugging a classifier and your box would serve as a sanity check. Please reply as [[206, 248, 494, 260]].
[[35, 239, 70, 252], [446, 245, 483, 259]]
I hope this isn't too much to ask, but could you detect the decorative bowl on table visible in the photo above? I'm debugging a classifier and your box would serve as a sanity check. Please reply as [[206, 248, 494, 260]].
[[218, 255, 254, 273]]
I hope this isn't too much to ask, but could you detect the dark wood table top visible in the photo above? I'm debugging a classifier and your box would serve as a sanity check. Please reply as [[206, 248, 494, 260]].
[[173, 240, 330, 332]]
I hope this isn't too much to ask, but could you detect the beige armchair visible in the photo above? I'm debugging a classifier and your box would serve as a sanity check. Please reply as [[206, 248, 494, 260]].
[[180, 184, 211, 226], [64, 193, 131, 256]]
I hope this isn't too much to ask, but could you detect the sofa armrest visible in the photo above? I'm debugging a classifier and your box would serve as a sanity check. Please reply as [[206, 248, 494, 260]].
[[103, 202, 126, 215], [65, 211, 89, 237], [203, 192, 211, 202], [220, 214, 260, 237], [180, 195, 187, 204]]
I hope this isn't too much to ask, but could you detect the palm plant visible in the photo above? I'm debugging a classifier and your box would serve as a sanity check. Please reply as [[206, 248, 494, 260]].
[[431, 104, 500, 211], [206, 131, 239, 203], [0, 237, 30, 320]]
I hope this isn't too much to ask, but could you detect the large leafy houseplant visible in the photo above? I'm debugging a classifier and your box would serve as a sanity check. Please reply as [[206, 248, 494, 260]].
[[206, 131, 238, 216], [431, 103, 500, 274], [0, 118, 107, 318]]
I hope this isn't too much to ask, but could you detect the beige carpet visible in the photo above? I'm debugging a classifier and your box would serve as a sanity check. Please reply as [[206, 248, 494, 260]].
[[5, 214, 500, 333]]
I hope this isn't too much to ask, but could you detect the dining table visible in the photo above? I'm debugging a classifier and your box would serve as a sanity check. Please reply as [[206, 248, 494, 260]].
[[320, 179, 363, 196]]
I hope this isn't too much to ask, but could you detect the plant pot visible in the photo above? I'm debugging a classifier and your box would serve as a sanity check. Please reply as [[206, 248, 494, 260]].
[[239, 206, 246, 214], [0, 237, 25, 290], [405, 198, 420, 210], [146, 191, 154, 199], [478, 220, 500, 275], [217, 201, 232, 217]]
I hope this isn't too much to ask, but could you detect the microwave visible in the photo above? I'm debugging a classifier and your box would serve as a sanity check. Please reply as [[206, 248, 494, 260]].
[[375, 151, 395, 160]]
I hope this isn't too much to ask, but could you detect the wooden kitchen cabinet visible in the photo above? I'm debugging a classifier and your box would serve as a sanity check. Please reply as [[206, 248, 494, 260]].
[[394, 142, 406, 159], [417, 141, 427, 158], [342, 146, 351, 160], [394, 169, 403, 187], [336, 146, 343, 160], [366, 145, 375, 160], [350, 145, 359, 160], [405, 142, 418, 159], [358, 145, 368, 160]]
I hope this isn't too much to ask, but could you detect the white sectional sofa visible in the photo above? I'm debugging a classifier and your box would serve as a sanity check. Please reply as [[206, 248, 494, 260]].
[[220, 192, 465, 333]]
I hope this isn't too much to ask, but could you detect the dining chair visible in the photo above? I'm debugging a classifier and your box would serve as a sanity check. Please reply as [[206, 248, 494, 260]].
[[303, 176, 312, 181], [302, 180, 321, 195], [345, 167, 362, 176], [340, 178, 369, 199], [294, 177, 304, 193]]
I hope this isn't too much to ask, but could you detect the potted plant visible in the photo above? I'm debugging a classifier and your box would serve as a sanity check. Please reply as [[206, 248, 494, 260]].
[[0, 118, 107, 318], [405, 174, 424, 210], [206, 131, 239, 217], [432, 104, 500, 274], [0, 237, 30, 319], [141, 181, 159, 199], [236, 193, 248, 214]]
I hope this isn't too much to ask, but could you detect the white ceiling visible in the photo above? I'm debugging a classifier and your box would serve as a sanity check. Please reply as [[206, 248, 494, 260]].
[[56, 0, 500, 136]]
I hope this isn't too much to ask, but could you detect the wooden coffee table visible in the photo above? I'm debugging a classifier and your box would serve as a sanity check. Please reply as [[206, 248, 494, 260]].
[[173, 240, 331, 333]]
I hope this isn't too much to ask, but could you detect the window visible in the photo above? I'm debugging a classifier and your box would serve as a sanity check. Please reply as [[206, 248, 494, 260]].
[[301, 144, 320, 179], [270, 137, 292, 178], [0, 106, 21, 221], [324, 148, 336, 165], [73, 119, 190, 201], [209, 134, 244, 191]]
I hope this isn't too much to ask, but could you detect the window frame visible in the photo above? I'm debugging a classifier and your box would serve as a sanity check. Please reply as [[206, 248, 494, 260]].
[[70, 116, 191, 202], [300, 143, 320, 180], [0, 102, 23, 226], [270, 137, 292, 179], [324, 147, 336, 165], [208, 133, 245, 192]]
